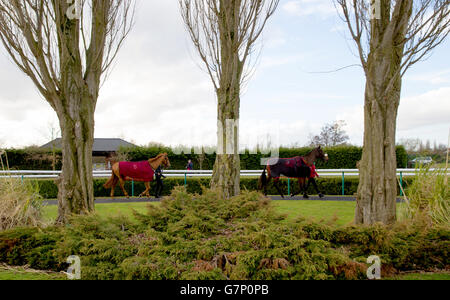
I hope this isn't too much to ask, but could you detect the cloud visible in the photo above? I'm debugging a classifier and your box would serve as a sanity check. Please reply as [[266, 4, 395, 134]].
[[405, 69, 450, 85], [336, 87, 450, 145], [398, 87, 450, 130], [282, 0, 337, 18]]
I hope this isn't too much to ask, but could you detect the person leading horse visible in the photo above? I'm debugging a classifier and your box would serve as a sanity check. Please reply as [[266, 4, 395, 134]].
[[258, 146, 328, 199]]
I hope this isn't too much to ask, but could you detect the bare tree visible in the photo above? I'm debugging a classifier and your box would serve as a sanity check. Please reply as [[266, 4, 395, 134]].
[[0, 0, 135, 223], [309, 120, 350, 147], [335, 0, 450, 224], [179, 0, 279, 197]]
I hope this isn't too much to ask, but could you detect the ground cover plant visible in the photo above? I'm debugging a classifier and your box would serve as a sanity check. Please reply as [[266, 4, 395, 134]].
[[0, 187, 448, 280]]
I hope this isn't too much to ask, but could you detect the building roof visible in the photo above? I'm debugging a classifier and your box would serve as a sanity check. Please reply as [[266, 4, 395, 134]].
[[41, 138, 137, 152]]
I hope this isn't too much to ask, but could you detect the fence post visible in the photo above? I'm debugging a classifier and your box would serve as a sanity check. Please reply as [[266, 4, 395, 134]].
[[21, 175, 24, 185], [342, 172, 345, 196], [184, 172, 187, 187], [288, 178, 290, 196]]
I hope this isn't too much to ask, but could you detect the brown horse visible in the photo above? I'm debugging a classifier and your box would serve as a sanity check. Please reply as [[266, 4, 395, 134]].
[[258, 146, 328, 199], [104, 153, 171, 198]]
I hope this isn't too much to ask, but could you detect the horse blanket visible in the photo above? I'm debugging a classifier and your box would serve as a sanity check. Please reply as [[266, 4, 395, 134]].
[[268, 157, 318, 179], [119, 161, 154, 182]]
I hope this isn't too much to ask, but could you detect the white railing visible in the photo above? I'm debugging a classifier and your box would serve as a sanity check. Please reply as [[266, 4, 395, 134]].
[[0, 168, 447, 179]]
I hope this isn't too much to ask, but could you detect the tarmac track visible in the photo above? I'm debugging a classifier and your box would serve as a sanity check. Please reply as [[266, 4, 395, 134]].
[[43, 196, 404, 206]]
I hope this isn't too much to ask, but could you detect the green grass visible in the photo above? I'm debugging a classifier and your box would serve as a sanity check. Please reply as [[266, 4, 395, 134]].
[[0, 267, 66, 280], [43, 200, 407, 227], [385, 272, 450, 280], [42, 200, 359, 226]]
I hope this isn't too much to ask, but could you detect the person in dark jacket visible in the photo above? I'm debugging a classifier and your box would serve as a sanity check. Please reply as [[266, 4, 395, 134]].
[[186, 159, 194, 170], [154, 166, 166, 198]]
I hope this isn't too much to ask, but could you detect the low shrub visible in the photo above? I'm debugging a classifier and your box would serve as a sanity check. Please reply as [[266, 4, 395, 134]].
[[0, 187, 448, 280]]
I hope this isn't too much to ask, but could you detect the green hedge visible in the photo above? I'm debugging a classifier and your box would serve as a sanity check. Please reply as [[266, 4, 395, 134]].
[[120, 145, 408, 170], [2, 149, 62, 170], [35, 176, 413, 199], [4, 145, 408, 170]]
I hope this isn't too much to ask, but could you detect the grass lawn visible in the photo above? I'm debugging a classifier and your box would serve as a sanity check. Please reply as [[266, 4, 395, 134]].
[[42, 200, 359, 226], [42, 199, 407, 227], [0, 265, 66, 280], [386, 272, 450, 280]]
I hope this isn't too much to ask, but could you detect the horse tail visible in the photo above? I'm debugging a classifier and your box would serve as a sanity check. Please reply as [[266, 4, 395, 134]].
[[258, 166, 267, 190], [104, 172, 119, 189]]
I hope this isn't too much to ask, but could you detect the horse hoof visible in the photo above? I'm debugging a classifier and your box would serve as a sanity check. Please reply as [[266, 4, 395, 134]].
[[303, 195, 309, 199], [319, 193, 325, 198]]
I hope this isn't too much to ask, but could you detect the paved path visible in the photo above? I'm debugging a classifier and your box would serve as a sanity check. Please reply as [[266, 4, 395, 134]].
[[43, 196, 405, 206]]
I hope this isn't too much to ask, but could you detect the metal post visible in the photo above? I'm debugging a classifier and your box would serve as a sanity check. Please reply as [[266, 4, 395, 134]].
[[21, 175, 24, 185], [184, 172, 187, 187], [400, 172, 403, 196], [342, 172, 345, 196], [288, 178, 290, 196]]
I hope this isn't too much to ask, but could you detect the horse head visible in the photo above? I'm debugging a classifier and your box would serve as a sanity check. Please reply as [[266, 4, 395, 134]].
[[161, 153, 171, 169], [315, 146, 329, 162]]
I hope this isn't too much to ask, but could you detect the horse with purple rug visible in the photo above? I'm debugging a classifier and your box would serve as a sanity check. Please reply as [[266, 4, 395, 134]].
[[258, 146, 329, 199]]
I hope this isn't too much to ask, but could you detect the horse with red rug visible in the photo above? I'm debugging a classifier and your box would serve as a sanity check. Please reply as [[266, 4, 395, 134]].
[[258, 146, 328, 199], [104, 153, 171, 198]]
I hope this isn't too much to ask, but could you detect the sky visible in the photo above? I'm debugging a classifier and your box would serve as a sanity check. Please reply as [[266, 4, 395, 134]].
[[0, 0, 449, 149]]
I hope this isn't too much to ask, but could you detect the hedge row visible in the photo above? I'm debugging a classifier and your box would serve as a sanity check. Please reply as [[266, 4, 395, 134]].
[[36, 176, 411, 199], [2, 149, 62, 170], [3, 145, 408, 170], [120, 145, 408, 170]]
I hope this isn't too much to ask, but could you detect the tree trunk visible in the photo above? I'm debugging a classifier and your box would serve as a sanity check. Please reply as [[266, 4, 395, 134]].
[[55, 94, 95, 224], [356, 45, 403, 224], [210, 0, 242, 198], [354, 0, 413, 225], [54, 7, 97, 223], [356, 83, 400, 225], [211, 85, 241, 198]]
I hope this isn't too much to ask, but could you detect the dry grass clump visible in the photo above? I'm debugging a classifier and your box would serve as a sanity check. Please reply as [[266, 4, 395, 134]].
[[400, 167, 449, 227], [0, 151, 45, 231]]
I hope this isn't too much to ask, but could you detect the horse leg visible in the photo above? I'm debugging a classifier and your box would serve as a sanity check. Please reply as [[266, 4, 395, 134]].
[[273, 178, 284, 199], [138, 182, 151, 198], [303, 178, 311, 199], [110, 182, 115, 198], [264, 176, 272, 196], [118, 177, 129, 198], [145, 182, 151, 197], [291, 178, 304, 197]]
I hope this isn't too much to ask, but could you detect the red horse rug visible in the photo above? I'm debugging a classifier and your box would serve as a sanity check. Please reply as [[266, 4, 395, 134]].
[[119, 161, 155, 182]]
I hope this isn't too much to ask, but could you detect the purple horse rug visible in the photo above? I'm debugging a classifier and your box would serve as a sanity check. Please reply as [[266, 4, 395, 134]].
[[119, 161, 154, 182]]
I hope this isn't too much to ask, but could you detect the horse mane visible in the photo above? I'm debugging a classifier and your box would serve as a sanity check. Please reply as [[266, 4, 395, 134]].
[[148, 153, 166, 163]]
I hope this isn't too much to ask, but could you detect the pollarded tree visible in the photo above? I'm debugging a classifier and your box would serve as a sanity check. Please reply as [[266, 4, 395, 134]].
[[0, 0, 135, 223], [179, 0, 279, 198], [335, 0, 450, 224]]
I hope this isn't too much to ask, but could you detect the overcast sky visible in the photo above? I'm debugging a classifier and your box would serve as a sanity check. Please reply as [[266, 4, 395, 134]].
[[0, 0, 449, 149]]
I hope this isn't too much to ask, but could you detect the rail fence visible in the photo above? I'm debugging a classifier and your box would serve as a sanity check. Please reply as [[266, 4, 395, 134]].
[[1, 168, 447, 196]]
